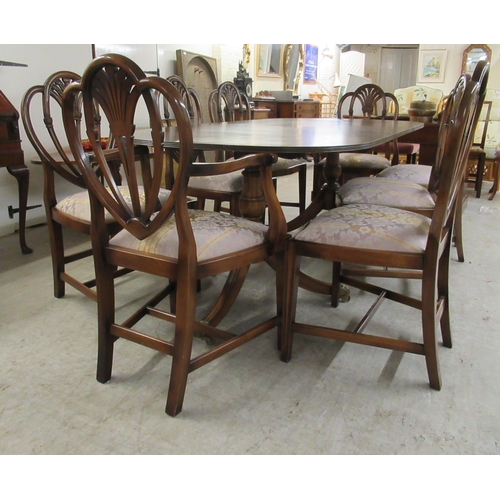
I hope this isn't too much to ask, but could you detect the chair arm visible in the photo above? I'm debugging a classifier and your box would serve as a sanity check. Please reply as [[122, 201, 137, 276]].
[[187, 153, 277, 177]]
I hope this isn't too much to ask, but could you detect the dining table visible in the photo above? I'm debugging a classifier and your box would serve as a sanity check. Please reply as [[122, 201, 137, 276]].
[[135, 117, 424, 315], [137, 117, 424, 230]]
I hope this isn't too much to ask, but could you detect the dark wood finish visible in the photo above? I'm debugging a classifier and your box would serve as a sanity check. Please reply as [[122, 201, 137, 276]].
[[336, 83, 400, 166], [21, 71, 128, 300], [401, 122, 439, 166], [0, 91, 33, 254], [62, 54, 288, 417], [312, 85, 402, 198], [253, 98, 320, 119], [490, 156, 499, 200], [280, 64, 488, 392], [136, 117, 423, 230], [466, 100, 492, 198], [206, 82, 307, 217]]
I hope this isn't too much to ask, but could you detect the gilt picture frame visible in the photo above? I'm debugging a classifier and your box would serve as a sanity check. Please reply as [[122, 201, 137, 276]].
[[257, 44, 283, 77], [417, 49, 448, 83]]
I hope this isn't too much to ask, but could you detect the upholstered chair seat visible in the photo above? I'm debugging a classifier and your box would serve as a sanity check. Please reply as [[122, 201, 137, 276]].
[[109, 210, 270, 261], [294, 203, 430, 253], [338, 177, 434, 209], [188, 171, 243, 193], [375, 164, 432, 187], [339, 152, 391, 171], [55, 186, 171, 222]]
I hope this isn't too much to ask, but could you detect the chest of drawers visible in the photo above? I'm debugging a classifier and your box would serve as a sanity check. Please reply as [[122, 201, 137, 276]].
[[253, 99, 320, 119]]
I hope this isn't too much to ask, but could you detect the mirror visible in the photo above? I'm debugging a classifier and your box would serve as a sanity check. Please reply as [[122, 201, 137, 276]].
[[462, 44, 491, 75], [257, 44, 283, 77], [284, 44, 304, 94]]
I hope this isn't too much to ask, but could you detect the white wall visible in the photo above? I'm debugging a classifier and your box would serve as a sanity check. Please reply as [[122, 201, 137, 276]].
[[0, 45, 93, 238], [0, 44, 213, 239]]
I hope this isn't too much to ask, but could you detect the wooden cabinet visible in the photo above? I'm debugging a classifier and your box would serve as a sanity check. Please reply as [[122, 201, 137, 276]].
[[253, 99, 320, 119], [293, 101, 321, 118]]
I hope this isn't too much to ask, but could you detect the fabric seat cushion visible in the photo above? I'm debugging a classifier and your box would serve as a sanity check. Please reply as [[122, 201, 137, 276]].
[[109, 210, 269, 262], [340, 152, 391, 171], [338, 177, 435, 209], [376, 164, 432, 188], [188, 170, 243, 193], [55, 186, 171, 223], [293, 203, 430, 253]]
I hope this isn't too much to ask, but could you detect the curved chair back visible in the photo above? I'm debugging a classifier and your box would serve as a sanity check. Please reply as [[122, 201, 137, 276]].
[[429, 64, 488, 257], [428, 60, 489, 194], [337, 83, 399, 120], [337, 83, 400, 165], [160, 75, 204, 126], [209, 81, 250, 123], [62, 53, 193, 242], [22, 71, 86, 189]]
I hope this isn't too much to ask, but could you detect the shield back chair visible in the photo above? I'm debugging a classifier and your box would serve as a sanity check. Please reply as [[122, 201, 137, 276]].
[[466, 99, 492, 198], [61, 53, 288, 417], [338, 75, 473, 217], [159, 75, 206, 190], [349, 61, 490, 262], [22, 72, 125, 300], [314, 84, 400, 192], [205, 81, 307, 218], [281, 70, 485, 392], [22, 71, 171, 301]]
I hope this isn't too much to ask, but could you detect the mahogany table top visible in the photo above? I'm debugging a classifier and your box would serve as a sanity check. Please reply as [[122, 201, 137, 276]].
[[136, 118, 423, 155]]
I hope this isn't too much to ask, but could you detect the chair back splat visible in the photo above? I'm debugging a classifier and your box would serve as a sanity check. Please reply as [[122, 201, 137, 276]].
[[21, 71, 131, 300], [61, 54, 287, 417], [281, 62, 489, 391]]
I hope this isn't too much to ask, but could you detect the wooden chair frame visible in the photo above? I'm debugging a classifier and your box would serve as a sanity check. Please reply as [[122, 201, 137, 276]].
[[61, 54, 287, 417], [21, 71, 130, 301], [281, 70, 486, 391]]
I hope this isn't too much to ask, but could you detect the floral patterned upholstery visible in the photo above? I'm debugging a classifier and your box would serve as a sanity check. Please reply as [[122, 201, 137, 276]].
[[340, 152, 391, 171], [109, 210, 269, 262], [338, 177, 435, 208], [293, 204, 430, 253], [188, 170, 243, 193], [375, 164, 432, 188], [55, 186, 171, 223]]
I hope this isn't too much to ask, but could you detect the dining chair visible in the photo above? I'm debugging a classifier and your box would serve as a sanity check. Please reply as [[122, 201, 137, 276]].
[[205, 81, 307, 218], [21, 73, 126, 299], [346, 61, 490, 263], [314, 84, 400, 188], [280, 67, 486, 391], [157, 75, 207, 191], [466, 100, 492, 198], [61, 53, 288, 417]]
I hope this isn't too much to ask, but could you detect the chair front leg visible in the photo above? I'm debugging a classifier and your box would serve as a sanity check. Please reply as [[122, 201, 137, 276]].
[[421, 269, 442, 391], [165, 268, 198, 417]]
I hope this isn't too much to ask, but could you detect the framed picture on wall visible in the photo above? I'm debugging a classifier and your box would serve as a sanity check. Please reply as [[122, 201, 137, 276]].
[[303, 45, 318, 84], [417, 49, 448, 83]]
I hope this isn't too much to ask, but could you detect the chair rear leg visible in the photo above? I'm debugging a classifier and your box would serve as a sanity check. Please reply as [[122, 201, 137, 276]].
[[280, 243, 300, 363], [438, 243, 452, 349], [454, 184, 465, 262], [331, 261, 342, 307], [47, 217, 66, 298]]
